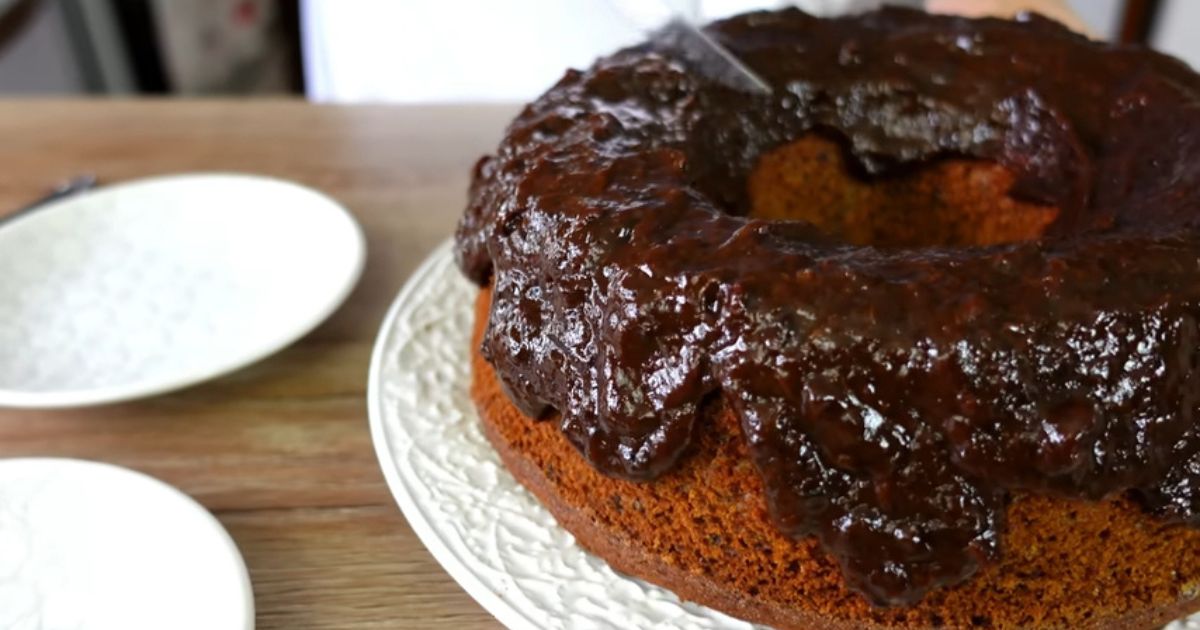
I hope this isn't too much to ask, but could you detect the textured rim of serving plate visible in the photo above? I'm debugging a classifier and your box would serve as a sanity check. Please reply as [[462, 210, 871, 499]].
[[0, 172, 367, 408], [367, 240, 541, 630]]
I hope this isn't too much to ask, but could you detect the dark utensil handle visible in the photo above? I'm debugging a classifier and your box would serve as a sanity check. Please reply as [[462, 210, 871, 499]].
[[0, 175, 97, 227]]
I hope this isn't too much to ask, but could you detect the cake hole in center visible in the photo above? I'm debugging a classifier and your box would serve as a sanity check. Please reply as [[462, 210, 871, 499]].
[[747, 135, 1059, 248]]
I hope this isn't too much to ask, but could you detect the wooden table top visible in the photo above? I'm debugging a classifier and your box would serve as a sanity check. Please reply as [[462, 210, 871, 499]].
[[0, 99, 518, 629]]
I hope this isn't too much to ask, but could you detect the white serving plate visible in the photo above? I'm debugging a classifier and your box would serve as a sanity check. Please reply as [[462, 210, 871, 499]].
[[0, 173, 365, 408], [0, 458, 254, 630], [367, 241, 1200, 630]]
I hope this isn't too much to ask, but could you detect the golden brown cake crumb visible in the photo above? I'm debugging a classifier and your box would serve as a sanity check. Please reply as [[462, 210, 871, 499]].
[[748, 135, 1059, 248]]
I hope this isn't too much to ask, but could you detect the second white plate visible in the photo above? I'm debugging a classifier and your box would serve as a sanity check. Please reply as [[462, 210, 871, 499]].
[[0, 173, 365, 408], [0, 458, 253, 630]]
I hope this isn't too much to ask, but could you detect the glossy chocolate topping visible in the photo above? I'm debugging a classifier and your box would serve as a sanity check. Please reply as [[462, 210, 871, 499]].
[[454, 7, 1200, 606]]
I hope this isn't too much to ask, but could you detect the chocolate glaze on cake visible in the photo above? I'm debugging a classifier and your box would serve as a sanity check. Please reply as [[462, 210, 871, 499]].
[[454, 7, 1200, 606]]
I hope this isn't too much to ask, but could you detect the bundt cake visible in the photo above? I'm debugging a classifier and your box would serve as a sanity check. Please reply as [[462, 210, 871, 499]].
[[454, 6, 1200, 628]]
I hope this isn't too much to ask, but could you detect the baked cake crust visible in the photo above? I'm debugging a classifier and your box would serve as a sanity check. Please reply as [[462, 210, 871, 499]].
[[473, 288, 1200, 629]]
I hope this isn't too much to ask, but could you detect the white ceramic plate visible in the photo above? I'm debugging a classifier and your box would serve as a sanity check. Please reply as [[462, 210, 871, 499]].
[[0, 458, 254, 630], [0, 173, 365, 408], [368, 242, 1200, 630]]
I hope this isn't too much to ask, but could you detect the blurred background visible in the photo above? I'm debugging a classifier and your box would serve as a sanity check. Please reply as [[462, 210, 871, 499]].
[[0, 0, 1194, 102]]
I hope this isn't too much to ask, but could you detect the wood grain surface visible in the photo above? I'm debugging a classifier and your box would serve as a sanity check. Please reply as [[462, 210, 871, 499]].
[[0, 100, 518, 629]]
